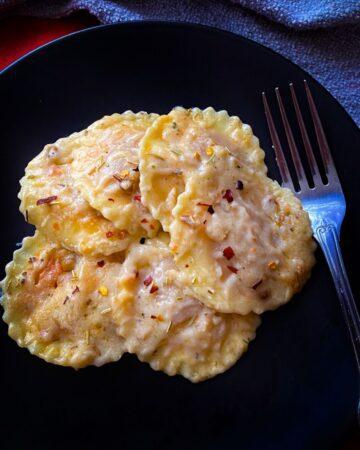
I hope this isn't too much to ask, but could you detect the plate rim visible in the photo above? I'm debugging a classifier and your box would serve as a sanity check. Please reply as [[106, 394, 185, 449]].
[[1, 19, 358, 443], [0, 19, 358, 133]]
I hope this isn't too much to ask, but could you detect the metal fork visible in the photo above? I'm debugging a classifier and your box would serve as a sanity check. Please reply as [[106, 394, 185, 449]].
[[262, 80, 360, 419]]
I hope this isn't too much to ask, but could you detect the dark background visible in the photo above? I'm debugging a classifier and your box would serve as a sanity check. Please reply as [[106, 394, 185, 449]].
[[0, 22, 359, 449]]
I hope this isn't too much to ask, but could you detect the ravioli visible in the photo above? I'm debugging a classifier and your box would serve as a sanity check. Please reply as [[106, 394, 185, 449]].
[[113, 235, 260, 382], [1, 233, 125, 368], [140, 107, 266, 230], [19, 128, 131, 256], [5, 105, 316, 381], [71, 112, 160, 238], [168, 147, 316, 314]]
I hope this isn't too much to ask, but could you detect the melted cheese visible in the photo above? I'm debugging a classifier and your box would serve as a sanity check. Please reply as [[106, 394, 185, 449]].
[[1, 233, 125, 368], [113, 235, 260, 382], [5, 106, 316, 381], [169, 147, 316, 314], [19, 126, 131, 256], [140, 107, 266, 230], [139, 108, 315, 314], [72, 112, 160, 238]]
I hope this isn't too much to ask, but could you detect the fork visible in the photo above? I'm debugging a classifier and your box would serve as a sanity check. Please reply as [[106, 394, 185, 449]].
[[262, 80, 360, 420]]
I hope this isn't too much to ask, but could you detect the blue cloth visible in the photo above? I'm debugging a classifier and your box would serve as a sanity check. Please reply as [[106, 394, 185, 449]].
[[1, 0, 359, 126]]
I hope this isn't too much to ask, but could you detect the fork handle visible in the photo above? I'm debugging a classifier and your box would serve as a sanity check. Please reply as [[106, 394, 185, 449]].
[[315, 224, 360, 374]]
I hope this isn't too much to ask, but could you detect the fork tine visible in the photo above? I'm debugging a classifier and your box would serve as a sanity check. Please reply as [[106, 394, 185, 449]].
[[304, 80, 338, 181], [262, 92, 293, 189], [275, 87, 308, 191], [289, 83, 322, 185]]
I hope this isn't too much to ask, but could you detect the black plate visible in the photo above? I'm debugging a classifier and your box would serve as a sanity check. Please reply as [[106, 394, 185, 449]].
[[1, 22, 359, 450]]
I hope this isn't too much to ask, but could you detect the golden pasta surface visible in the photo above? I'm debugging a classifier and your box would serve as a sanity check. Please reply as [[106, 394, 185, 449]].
[[168, 148, 316, 314], [1, 233, 125, 368], [140, 107, 266, 230], [2, 108, 315, 382], [140, 110, 315, 314], [113, 235, 260, 382], [72, 112, 160, 239], [19, 128, 131, 256]]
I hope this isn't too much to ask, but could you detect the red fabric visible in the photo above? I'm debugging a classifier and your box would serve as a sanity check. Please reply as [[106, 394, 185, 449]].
[[0, 12, 99, 70]]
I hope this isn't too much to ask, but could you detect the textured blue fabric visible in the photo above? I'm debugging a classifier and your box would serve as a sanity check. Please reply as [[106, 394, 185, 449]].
[[1, 0, 359, 125]]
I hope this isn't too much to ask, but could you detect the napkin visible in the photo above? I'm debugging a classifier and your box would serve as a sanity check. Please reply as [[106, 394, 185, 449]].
[[1, 0, 359, 126]]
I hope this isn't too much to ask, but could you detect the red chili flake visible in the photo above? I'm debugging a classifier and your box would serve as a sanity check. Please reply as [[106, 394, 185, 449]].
[[197, 202, 211, 207], [108, 198, 115, 202], [63, 296, 69, 305], [133, 194, 142, 202], [25, 209, 29, 222], [97, 260, 105, 268], [227, 266, 238, 274], [143, 275, 153, 286], [72, 286, 80, 294], [106, 231, 114, 238], [150, 284, 159, 294], [141, 218, 148, 223], [207, 205, 214, 214], [150, 315, 157, 319], [36, 195, 58, 205], [223, 246, 235, 260], [223, 189, 233, 203], [236, 180, 244, 190], [252, 279, 263, 289]]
